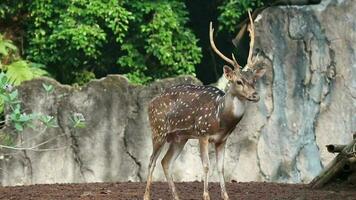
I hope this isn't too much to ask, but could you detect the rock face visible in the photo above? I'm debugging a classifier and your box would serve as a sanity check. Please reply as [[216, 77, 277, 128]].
[[0, 0, 355, 186], [0, 75, 202, 185]]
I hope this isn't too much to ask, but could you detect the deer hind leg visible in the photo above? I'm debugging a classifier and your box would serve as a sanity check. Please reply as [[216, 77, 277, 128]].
[[144, 139, 165, 200], [215, 141, 229, 200], [199, 138, 210, 200], [161, 139, 188, 200]]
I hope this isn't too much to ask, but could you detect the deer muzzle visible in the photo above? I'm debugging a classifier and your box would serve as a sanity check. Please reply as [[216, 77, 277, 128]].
[[248, 92, 260, 102]]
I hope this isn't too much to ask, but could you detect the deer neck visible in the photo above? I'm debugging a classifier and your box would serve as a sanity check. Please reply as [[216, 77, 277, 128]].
[[217, 90, 246, 130], [223, 92, 246, 118]]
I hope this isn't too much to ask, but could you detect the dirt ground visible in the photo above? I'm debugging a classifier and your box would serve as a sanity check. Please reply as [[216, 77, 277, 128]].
[[0, 181, 355, 200]]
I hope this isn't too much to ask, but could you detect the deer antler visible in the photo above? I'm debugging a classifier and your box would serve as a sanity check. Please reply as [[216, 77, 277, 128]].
[[232, 53, 238, 65], [209, 22, 241, 69], [243, 10, 256, 72]]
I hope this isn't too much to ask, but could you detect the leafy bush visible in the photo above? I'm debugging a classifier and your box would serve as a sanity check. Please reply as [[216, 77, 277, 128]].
[[0, 34, 48, 86], [20, 0, 202, 84], [0, 71, 86, 149], [121, 1, 202, 83], [1, 0, 263, 85], [0, 0, 25, 20], [24, 0, 131, 83], [0, 34, 49, 128], [0, 72, 54, 132]]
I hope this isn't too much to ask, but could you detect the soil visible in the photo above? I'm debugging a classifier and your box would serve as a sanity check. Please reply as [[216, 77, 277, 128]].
[[0, 181, 355, 200]]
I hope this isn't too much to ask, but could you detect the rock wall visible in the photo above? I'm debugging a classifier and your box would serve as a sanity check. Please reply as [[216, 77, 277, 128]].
[[0, 75, 202, 185], [0, 0, 355, 185]]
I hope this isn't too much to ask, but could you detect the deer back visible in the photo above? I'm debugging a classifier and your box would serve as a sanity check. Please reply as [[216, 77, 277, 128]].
[[149, 84, 225, 142]]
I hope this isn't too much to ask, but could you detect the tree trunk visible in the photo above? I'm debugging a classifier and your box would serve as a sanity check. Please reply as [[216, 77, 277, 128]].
[[310, 137, 356, 188]]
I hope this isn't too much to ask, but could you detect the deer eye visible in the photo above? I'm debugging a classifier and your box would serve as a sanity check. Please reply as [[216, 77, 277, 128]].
[[236, 80, 243, 85]]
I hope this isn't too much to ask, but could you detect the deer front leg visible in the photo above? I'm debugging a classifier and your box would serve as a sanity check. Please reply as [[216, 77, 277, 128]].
[[199, 138, 210, 200], [161, 139, 187, 200], [215, 141, 229, 200]]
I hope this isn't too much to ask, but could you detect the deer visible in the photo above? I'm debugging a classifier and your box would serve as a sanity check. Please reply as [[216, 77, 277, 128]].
[[143, 11, 266, 200]]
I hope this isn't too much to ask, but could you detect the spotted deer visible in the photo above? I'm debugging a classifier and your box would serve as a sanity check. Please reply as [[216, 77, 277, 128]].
[[144, 11, 266, 200]]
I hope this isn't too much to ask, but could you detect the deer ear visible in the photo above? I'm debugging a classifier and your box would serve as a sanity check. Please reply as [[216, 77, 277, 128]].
[[254, 68, 266, 79], [223, 65, 235, 80]]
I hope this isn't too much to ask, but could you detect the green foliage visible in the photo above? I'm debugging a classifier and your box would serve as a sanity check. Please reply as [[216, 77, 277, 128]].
[[6, 61, 48, 85], [0, 71, 86, 149], [218, 0, 263, 33], [0, 72, 36, 131], [26, 0, 132, 83], [5, 0, 201, 84], [0, 71, 84, 135], [0, 0, 25, 20], [132, 1, 201, 81], [0, 35, 17, 57], [42, 83, 54, 94], [10, 104, 34, 132], [39, 115, 58, 128], [2, 0, 263, 84], [73, 70, 96, 86], [70, 113, 86, 129], [0, 35, 49, 117], [0, 34, 49, 86]]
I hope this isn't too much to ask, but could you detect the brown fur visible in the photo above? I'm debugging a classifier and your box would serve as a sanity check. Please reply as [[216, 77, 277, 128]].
[[149, 84, 225, 143]]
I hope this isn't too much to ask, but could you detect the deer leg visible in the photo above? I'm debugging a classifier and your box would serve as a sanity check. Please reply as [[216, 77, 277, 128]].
[[215, 142, 229, 200], [199, 138, 210, 200], [144, 140, 165, 200], [161, 139, 187, 200]]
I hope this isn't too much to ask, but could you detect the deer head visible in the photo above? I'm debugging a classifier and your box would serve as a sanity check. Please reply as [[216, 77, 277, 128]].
[[210, 11, 266, 102]]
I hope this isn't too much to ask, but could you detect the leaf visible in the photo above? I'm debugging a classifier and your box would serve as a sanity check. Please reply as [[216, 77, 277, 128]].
[[27, 123, 36, 130], [6, 61, 49, 85], [0, 93, 10, 102], [42, 83, 54, 93], [6, 61, 33, 85], [0, 98, 4, 114], [0, 34, 17, 56], [18, 114, 31, 122], [0, 44, 8, 56], [74, 121, 86, 129], [32, 67, 49, 77], [39, 115, 58, 127], [0, 72, 8, 85], [70, 113, 86, 129], [4, 42, 17, 51], [29, 62, 46, 69], [9, 90, 18, 101], [14, 123, 23, 132], [13, 104, 21, 114]]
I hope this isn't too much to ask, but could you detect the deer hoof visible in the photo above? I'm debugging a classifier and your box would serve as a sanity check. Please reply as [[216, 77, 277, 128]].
[[203, 192, 210, 200], [143, 192, 150, 200], [222, 192, 229, 200]]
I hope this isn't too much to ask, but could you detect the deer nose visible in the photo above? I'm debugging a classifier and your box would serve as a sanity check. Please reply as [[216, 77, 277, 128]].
[[251, 92, 259, 101]]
